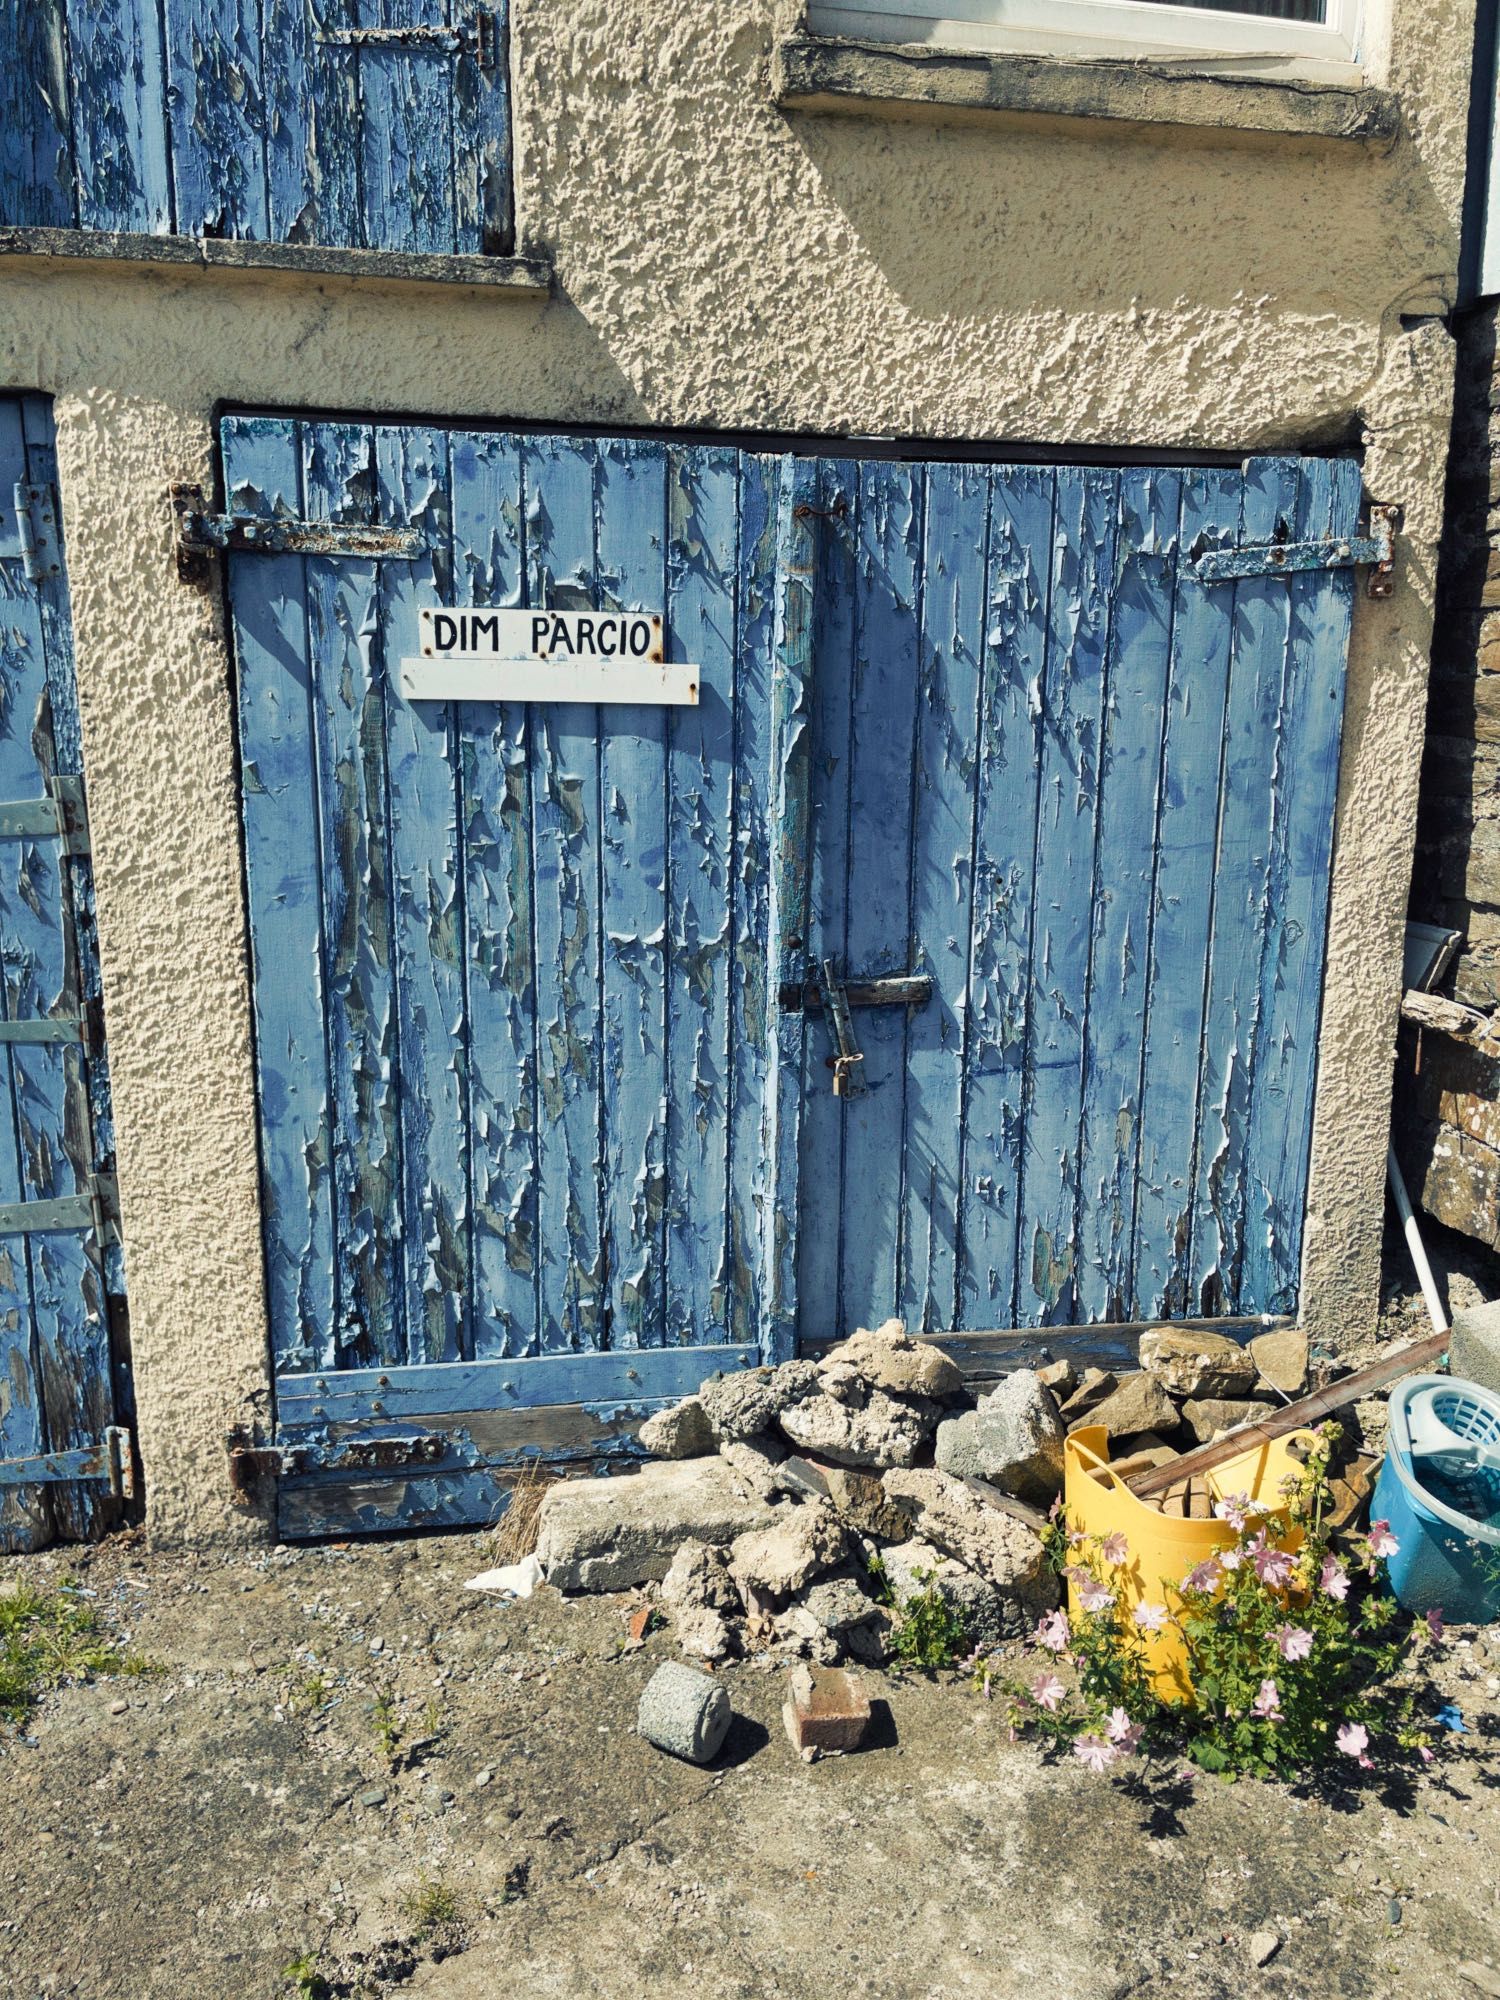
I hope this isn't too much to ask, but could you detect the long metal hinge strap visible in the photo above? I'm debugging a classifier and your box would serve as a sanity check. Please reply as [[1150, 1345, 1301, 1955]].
[[0, 1016, 86, 1045], [0, 774, 89, 856], [0, 1174, 119, 1245], [172, 483, 422, 582], [1191, 503, 1400, 598], [315, 9, 498, 64], [13, 482, 61, 582], [0, 1426, 135, 1497]]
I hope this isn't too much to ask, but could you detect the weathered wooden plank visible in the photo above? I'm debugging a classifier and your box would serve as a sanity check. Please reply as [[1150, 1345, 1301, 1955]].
[[901, 460, 989, 1333], [262, 0, 362, 246], [958, 466, 1052, 1332], [525, 433, 604, 1353], [302, 421, 405, 1369], [763, 456, 818, 1364], [1189, 456, 1301, 1316], [377, 425, 469, 1366], [277, 1338, 759, 1424], [795, 457, 858, 1343], [0, 0, 77, 228], [663, 443, 739, 1346], [66, 0, 173, 233], [451, 429, 538, 1359], [326, 1397, 659, 1459], [1130, 467, 1241, 1318], [357, 0, 457, 254], [163, 0, 268, 239], [1016, 468, 1118, 1325], [278, 1463, 519, 1538], [0, 406, 109, 1542], [724, 452, 778, 1352], [597, 435, 669, 1350], [224, 414, 336, 1375], [838, 459, 923, 1331], [1238, 455, 1360, 1314], [1075, 469, 1182, 1323], [452, 0, 513, 254]]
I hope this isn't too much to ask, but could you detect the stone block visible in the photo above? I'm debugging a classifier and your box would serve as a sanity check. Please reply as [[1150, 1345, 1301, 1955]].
[[639, 1397, 716, 1460], [972, 1369, 1066, 1503], [1058, 1368, 1117, 1421], [1180, 1397, 1270, 1445], [535, 1459, 780, 1593], [1072, 1371, 1178, 1439], [782, 1665, 872, 1757], [1450, 1296, 1500, 1395], [1138, 1327, 1258, 1398], [1249, 1327, 1309, 1397], [1037, 1358, 1077, 1397], [637, 1662, 732, 1764]]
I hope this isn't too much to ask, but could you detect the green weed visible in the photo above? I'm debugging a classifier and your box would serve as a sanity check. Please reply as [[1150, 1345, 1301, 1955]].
[[280, 1951, 330, 1999], [400, 1870, 462, 1939], [368, 1691, 402, 1762], [0, 1579, 135, 1724], [889, 1569, 970, 1672]]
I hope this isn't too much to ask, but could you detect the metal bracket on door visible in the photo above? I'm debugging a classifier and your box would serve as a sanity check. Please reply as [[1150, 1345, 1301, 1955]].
[[172, 483, 424, 585], [314, 8, 499, 66], [779, 973, 935, 1013], [1190, 502, 1401, 599], [0, 772, 90, 858], [0, 1424, 136, 1498], [13, 483, 62, 582], [225, 1426, 448, 1495], [816, 958, 866, 1098]]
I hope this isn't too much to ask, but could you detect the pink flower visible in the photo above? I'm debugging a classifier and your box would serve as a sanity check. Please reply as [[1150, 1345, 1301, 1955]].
[[1320, 1556, 1349, 1602], [1220, 1548, 1244, 1572], [1072, 1733, 1119, 1774], [1426, 1606, 1445, 1643], [1031, 1672, 1065, 1712], [1253, 1545, 1296, 1590], [1275, 1624, 1313, 1663], [1078, 1578, 1116, 1615], [1336, 1721, 1369, 1760], [1368, 1520, 1400, 1560], [1047, 1494, 1063, 1523], [1183, 1557, 1221, 1594], [1419, 1745, 1435, 1764], [1133, 1601, 1168, 1632], [1036, 1609, 1070, 1653], [1105, 1707, 1142, 1752], [1252, 1678, 1282, 1721], [1101, 1531, 1129, 1566], [1214, 1492, 1252, 1531]]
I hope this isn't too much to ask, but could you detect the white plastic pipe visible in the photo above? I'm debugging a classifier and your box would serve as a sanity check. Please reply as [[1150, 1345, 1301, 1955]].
[[1387, 1143, 1450, 1335]]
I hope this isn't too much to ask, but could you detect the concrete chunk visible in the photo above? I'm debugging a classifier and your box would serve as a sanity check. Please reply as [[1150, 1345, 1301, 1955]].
[[730, 1501, 850, 1600], [639, 1397, 716, 1459], [816, 1319, 965, 1401], [778, 1386, 936, 1468], [1071, 1371, 1178, 1440], [1138, 1326, 1257, 1398], [535, 1459, 779, 1593], [882, 1468, 1057, 1629], [972, 1369, 1066, 1504], [637, 1662, 732, 1764]]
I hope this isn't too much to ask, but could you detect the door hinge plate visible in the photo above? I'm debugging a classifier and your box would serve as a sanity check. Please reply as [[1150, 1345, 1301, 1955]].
[[226, 1428, 447, 1493], [13, 482, 62, 583], [1190, 503, 1400, 598], [315, 8, 498, 66], [0, 773, 90, 857], [0, 1425, 135, 1497], [172, 483, 424, 584], [0, 1173, 120, 1246]]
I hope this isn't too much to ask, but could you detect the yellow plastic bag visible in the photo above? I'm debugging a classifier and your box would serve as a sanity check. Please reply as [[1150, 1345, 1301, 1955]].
[[1063, 1424, 1314, 1703]]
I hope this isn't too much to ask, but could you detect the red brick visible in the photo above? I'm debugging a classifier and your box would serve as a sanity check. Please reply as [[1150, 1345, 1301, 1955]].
[[782, 1666, 872, 1757]]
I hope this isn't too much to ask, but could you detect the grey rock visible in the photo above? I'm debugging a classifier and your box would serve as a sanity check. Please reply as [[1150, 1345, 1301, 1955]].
[[935, 1410, 982, 1479], [535, 1459, 779, 1593], [1247, 1931, 1280, 1967], [1138, 1326, 1257, 1398], [817, 1318, 965, 1402], [659, 1538, 740, 1616], [357, 1786, 388, 1808], [1073, 1371, 1178, 1440], [1059, 1368, 1118, 1421], [730, 1501, 850, 1600], [1181, 1397, 1271, 1445], [882, 1538, 1019, 1649], [882, 1468, 1058, 1620], [673, 1605, 739, 1662], [697, 1368, 791, 1441], [719, 1434, 789, 1500], [636, 1662, 732, 1764], [778, 1386, 936, 1468], [639, 1397, 716, 1460], [799, 1568, 885, 1636], [972, 1369, 1066, 1504], [1249, 1326, 1309, 1397]]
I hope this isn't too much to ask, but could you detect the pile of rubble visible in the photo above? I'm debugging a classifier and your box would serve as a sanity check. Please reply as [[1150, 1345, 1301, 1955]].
[[530, 1320, 1318, 1669]]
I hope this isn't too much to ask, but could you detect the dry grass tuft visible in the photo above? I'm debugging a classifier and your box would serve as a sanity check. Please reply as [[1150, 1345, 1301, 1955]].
[[488, 1461, 559, 1565]]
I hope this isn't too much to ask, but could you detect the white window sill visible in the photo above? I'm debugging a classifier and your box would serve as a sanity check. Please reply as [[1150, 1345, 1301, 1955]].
[[774, 32, 1399, 145]]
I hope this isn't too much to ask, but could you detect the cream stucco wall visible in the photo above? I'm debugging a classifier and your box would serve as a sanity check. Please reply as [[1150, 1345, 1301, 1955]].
[[0, 0, 1476, 1540]]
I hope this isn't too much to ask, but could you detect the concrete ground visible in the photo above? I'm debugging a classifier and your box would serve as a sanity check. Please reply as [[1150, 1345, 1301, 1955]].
[[4, 1524, 1500, 2000]]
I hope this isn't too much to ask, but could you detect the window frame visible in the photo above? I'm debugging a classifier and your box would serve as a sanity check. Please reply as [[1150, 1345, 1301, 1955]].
[[805, 0, 1364, 79]]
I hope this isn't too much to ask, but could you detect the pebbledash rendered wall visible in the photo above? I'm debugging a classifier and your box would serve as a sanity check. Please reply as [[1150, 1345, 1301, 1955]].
[[0, 0, 1475, 1541]]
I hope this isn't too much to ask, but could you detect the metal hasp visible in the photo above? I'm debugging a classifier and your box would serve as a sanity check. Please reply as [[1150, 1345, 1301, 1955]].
[[779, 973, 935, 1013], [0, 1173, 119, 1246], [315, 8, 500, 66], [13, 483, 61, 582], [1191, 502, 1401, 599], [816, 958, 867, 1098], [0, 773, 90, 857], [0, 1426, 135, 1498], [172, 483, 425, 585], [226, 1428, 448, 1494]]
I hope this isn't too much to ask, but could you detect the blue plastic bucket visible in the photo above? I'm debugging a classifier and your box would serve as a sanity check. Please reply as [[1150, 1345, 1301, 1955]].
[[1374, 1374, 1500, 1623]]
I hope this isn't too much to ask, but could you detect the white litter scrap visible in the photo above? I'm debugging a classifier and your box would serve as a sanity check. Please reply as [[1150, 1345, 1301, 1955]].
[[464, 1553, 545, 1600]]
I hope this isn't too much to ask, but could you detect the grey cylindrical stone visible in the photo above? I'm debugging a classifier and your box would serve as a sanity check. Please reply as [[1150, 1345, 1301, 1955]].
[[636, 1662, 732, 1764]]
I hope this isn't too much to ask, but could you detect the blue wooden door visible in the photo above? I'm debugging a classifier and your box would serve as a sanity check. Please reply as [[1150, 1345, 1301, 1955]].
[[226, 416, 799, 1533], [0, 394, 129, 1554], [795, 453, 1359, 1338]]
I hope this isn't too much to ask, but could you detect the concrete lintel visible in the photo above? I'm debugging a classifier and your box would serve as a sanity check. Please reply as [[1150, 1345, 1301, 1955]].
[[0, 227, 554, 296], [773, 34, 1402, 145]]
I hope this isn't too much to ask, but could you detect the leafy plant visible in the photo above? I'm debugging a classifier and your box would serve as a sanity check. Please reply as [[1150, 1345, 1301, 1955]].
[[281, 1952, 330, 2000], [368, 1692, 402, 1762], [0, 1579, 143, 1725], [400, 1871, 462, 1939], [972, 1425, 1443, 1781], [890, 1569, 970, 1671]]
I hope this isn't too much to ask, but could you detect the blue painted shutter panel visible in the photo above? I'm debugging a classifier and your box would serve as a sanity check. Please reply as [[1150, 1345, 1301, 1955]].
[[163, 0, 268, 239], [66, 0, 173, 232], [0, 1, 77, 227]]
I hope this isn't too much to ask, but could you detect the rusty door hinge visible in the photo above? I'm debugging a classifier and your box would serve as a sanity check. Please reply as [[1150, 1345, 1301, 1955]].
[[0, 1425, 135, 1497], [172, 484, 424, 584], [226, 1427, 447, 1495], [314, 8, 499, 67], [1190, 502, 1401, 599]]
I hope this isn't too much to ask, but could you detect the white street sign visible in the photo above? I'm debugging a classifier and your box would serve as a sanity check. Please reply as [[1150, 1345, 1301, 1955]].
[[401, 608, 700, 705]]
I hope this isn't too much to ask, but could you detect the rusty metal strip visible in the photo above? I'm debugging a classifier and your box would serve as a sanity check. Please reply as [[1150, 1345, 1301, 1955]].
[[172, 482, 423, 582], [778, 973, 935, 1012], [0, 1426, 134, 1496], [1191, 502, 1399, 596]]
